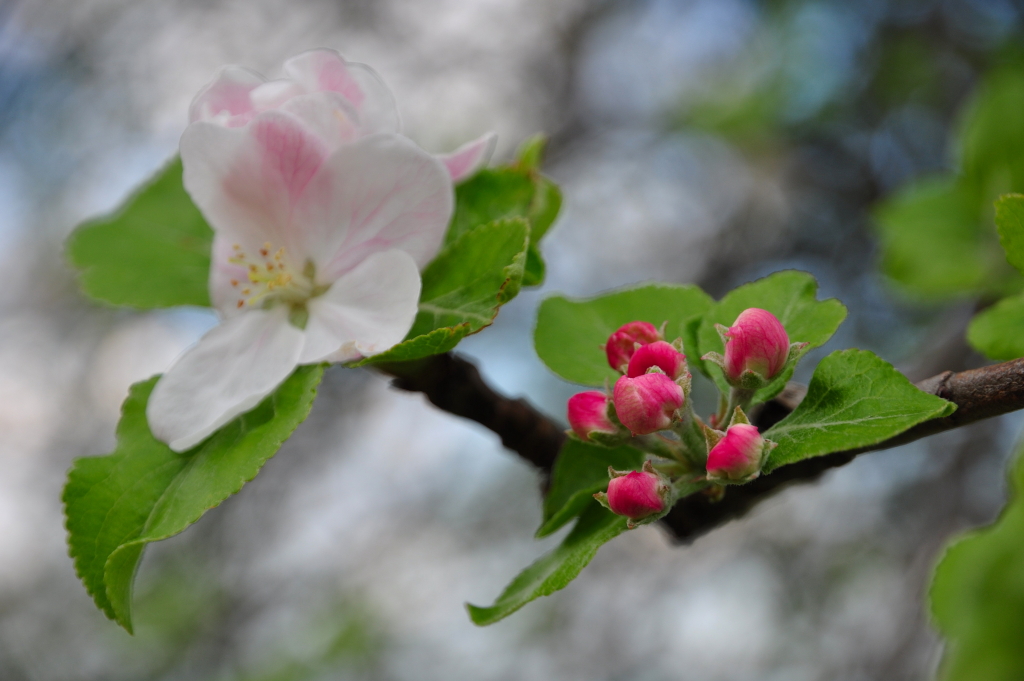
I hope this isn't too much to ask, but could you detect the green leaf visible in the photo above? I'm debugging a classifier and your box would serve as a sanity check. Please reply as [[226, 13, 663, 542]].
[[538, 438, 645, 538], [958, 66, 1024, 202], [66, 157, 214, 309], [448, 168, 537, 245], [763, 349, 955, 473], [874, 178, 998, 299], [930, 446, 1024, 681], [995, 193, 1024, 275], [63, 365, 323, 633], [534, 284, 713, 386], [467, 502, 627, 626], [355, 218, 528, 367], [446, 162, 561, 288], [695, 270, 847, 401], [968, 293, 1024, 360]]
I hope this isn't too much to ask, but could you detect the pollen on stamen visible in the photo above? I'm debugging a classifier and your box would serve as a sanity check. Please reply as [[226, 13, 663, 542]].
[[230, 279, 239, 287], [237, 300, 244, 308], [232, 244, 241, 251]]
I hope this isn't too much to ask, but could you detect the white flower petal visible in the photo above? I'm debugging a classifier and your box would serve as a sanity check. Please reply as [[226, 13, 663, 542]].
[[279, 92, 362, 149], [437, 132, 498, 183], [282, 49, 400, 134], [181, 111, 331, 281], [188, 66, 266, 126], [292, 133, 453, 280], [300, 249, 421, 363], [147, 308, 305, 452]]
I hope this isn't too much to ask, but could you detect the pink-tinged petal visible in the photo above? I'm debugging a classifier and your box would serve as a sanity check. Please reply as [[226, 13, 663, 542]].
[[291, 133, 453, 279], [437, 132, 497, 183], [189, 66, 265, 126], [605, 321, 662, 373], [208, 235, 252, 317], [300, 249, 421, 363], [723, 308, 790, 381], [567, 391, 617, 441], [278, 92, 362, 148], [283, 49, 400, 134], [706, 423, 764, 481], [147, 308, 305, 452], [626, 341, 686, 379], [249, 79, 306, 112], [181, 111, 331, 288], [606, 471, 665, 519]]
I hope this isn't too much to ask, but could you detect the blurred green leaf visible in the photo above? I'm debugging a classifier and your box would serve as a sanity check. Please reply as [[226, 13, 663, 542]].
[[534, 284, 713, 386], [356, 218, 528, 367], [538, 438, 645, 538], [995, 194, 1024, 275], [875, 178, 999, 298], [968, 293, 1024, 360], [930, 445, 1024, 681], [467, 502, 627, 626], [763, 349, 954, 472], [695, 270, 846, 402], [63, 366, 323, 633], [66, 157, 214, 308]]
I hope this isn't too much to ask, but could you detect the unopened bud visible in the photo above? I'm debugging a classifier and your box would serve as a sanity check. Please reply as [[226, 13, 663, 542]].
[[612, 373, 684, 435], [567, 391, 618, 442], [605, 321, 662, 373], [626, 340, 687, 381], [722, 308, 789, 382], [594, 461, 671, 523], [706, 423, 772, 482]]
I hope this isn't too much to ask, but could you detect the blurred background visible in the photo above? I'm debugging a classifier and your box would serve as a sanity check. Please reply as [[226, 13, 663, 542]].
[[1, 0, 1023, 678]]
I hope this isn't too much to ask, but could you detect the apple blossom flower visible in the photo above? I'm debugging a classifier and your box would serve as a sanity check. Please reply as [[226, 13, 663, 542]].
[[147, 52, 458, 452], [605, 321, 662, 373], [612, 373, 684, 435], [567, 391, 618, 441], [626, 340, 687, 380], [593, 462, 672, 523], [189, 48, 496, 182], [722, 308, 790, 382], [706, 423, 768, 482]]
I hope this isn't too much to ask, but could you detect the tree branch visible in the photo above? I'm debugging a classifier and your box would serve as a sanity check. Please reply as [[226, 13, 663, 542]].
[[376, 354, 1024, 542]]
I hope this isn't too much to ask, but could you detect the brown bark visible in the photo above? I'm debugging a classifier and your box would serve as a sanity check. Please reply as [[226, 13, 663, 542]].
[[376, 354, 1024, 542]]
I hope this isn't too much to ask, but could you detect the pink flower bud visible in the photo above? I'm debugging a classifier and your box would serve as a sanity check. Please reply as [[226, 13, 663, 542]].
[[626, 341, 687, 379], [612, 373, 684, 435], [724, 308, 789, 382], [567, 391, 617, 441], [605, 321, 662, 373], [706, 423, 764, 481], [606, 470, 666, 520]]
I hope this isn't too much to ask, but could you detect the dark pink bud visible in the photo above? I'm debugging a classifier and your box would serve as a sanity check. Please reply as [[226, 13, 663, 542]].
[[612, 373, 684, 435], [724, 308, 789, 381], [606, 470, 666, 520], [567, 391, 617, 441], [626, 341, 687, 379], [605, 321, 662, 373], [706, 423, 764, 481]]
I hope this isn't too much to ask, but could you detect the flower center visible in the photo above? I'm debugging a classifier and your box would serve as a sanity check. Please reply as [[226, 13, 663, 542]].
[[228, 243, 326, 319]]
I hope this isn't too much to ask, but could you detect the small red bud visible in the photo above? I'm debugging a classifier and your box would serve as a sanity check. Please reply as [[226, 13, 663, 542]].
[[605, 321, 662, 373], [706, 423, 764, 481], [626, 340, 687, 379], [612, 373, 684, 435], [606, 470, 666, 520], [723, 308, 789, 382], [567, 391, 617, 441]]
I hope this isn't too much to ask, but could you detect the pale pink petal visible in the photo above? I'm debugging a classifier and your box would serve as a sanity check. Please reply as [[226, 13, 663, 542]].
[[278, 92, 362, 148], [208, 235, 251, 317], [290, 133, 452, 280], [181, 111, 331, 286], [300, 249, 420, 363], [283, 49, 400, 134], [147, 308, 305, 452], [249, 79, 306, 112], [189, 66, 265, 126], [437, 132, 497, 183]]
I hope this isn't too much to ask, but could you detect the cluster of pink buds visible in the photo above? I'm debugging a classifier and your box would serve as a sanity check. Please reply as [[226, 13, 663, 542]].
[[566, 320, 692, 441], [593, 461, 672, 528], [703, 307, 807, 389]]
